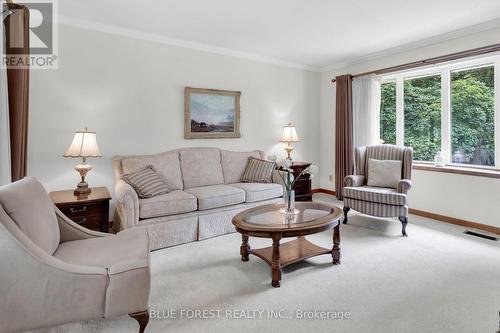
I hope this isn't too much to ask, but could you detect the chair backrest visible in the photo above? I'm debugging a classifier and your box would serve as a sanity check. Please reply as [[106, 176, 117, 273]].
[[0, 177, 60, 254], [355, 144, 413, 181]]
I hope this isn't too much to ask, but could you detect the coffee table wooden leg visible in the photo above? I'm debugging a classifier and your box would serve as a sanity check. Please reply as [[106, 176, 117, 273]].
[[332, 223, 341, 265], [240, 234, 250, 262], [271, 233, 282, 288]]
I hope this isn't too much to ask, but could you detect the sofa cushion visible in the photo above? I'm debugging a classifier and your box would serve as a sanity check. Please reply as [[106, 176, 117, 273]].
[[0, 177, 60, 254], [122, 152, 183, 190], [221, 150, 262, 184], [54, 227, 151, 318], [185, 185, 245, 210], [54, 227, 149, 268], [123, 167, 170, 199], [240, 157, 275, 183], [343, 186, 407, 205], [180, 148, 224, 189], [139, 190, 197, 219], [230, 183, 283, 203]]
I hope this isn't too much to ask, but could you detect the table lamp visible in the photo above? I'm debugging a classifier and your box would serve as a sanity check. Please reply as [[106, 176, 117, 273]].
[[64, 127, 102, 195], [279, 123, 300, 160]]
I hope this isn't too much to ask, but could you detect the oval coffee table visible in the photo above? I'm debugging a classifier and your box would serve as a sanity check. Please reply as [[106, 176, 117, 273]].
[[232, 202, 343, 288]]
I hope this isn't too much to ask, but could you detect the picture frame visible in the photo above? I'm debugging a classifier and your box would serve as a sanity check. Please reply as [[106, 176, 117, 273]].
[[184, 87, 241, 139]]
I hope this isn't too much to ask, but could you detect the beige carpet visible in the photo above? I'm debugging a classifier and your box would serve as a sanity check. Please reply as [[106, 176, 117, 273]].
[[32, 194, 500, 333]]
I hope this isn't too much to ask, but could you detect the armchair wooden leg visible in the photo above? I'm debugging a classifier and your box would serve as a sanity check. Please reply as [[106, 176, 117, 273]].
[[343, 207, 350, 224], [398, 216, 408, 237], [129, 310, 149, 333]]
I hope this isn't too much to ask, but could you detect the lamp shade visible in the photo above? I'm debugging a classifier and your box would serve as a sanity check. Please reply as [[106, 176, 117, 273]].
[[279, 123, 300, 142], [64, 128, 102, 158]]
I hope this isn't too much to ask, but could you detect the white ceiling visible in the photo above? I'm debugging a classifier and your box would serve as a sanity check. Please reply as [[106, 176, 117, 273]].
[[60, 0, 500, 71]]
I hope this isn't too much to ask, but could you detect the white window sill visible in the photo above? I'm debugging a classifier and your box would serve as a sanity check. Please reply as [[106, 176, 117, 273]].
[[413, 163, 500, 179]]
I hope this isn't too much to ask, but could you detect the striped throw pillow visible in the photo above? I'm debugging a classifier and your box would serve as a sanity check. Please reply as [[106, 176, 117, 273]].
[[240, 157, 275, 183], [122, 167, 170, 199]]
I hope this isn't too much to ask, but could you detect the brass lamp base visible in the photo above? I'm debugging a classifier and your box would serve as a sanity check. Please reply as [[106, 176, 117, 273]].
[[73, 163, 93, 196], [284, 142, 294, 160], [74, 181, 91, 196]]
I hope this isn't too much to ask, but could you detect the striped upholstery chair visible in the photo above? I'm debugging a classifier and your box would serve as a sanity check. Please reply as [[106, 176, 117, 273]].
[[342, 144, 413, 236]]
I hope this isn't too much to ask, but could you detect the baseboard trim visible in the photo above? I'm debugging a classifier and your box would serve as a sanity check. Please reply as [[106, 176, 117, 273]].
[[408, 208, 500, 235], [312, 188, 336, 196], [312, 188, 500, 235]]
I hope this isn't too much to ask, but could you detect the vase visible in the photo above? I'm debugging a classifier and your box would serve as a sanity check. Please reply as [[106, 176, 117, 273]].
[[434, 151, 445, 167], [280, 189, 299, 215]]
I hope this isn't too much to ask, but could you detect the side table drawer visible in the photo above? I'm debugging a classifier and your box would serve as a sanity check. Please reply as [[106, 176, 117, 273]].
[[59, 202, 106, 219], [293, 178, 312, 201], [49, 187, 111, 233], [293, 179, 311, 193], [71, 214, 104, 230]]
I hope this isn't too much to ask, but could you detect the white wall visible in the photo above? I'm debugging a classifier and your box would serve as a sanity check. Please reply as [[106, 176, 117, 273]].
[[28, 25, 320, 214], [320, 26, 500, 228], [28, 23, 500, 228]]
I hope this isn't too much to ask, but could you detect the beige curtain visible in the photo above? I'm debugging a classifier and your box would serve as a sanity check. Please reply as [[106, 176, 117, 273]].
[[334, 74, 353, 200], [352, 74, 381, 148]]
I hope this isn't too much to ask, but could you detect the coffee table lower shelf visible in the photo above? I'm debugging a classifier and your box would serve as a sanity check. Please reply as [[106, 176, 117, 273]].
[[251, 236, 332, 267], [241, 235, 340, 288]]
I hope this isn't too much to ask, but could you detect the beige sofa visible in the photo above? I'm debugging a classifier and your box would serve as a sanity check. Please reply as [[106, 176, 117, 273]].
[[112, 148, 284, 250]]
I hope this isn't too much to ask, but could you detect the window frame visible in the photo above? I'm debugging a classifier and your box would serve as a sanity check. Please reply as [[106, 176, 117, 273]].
[[379, 79, 397, 145], [381, 54, 500, 169], [402, 73, 443, 162]]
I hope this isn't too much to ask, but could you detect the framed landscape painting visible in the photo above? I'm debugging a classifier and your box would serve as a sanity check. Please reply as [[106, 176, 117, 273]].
[[184, 87, 241, 139]]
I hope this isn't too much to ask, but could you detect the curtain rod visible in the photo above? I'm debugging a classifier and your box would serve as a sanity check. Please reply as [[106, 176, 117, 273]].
[[330, 43, 500, 83]]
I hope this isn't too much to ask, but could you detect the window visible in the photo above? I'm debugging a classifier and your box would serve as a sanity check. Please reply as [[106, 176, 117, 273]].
[[380, 81, 396, 144], [404, 75, 441, 161], [451, 65, 494, 166], [380, 55, 499, 168]]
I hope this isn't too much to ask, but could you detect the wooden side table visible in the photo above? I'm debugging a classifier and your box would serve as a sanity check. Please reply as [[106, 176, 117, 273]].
[[289, 161, 312, 201], [49, 187, 112, 232]]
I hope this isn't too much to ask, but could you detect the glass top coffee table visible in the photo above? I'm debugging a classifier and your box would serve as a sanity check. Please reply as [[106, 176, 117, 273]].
[[232, 202, 343, 288]]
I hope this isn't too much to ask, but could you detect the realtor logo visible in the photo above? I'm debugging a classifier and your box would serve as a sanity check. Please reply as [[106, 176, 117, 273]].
[[2, 0, 58, 69]]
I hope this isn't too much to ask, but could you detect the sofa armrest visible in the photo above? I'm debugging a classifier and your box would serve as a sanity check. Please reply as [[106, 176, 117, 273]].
[[55, 206, 110, 242], [344, 175, 365, 187], [115, 179, 139, 229], [397, 179, 412, 194]]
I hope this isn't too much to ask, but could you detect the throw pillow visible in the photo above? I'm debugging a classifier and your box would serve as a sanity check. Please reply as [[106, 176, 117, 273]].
[[240, 157, 275, 183], [367, 159, 402, 188], [123, 167, 170, 198]]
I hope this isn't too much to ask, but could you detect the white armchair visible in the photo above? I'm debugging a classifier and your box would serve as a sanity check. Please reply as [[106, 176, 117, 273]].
[[0, 177, 151, 332]]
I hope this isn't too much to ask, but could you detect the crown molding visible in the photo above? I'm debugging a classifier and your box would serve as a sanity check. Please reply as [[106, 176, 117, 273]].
[[59, 15, 500, 75], [58, 16, 321, 72], [319, 17, 500, 73]]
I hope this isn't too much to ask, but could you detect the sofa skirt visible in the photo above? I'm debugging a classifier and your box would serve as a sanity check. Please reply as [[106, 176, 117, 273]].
[[118, 198, 283, 251]]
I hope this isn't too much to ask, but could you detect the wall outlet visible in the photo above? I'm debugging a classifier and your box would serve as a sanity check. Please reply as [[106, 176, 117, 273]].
[[329, 175, 333, 182]]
